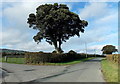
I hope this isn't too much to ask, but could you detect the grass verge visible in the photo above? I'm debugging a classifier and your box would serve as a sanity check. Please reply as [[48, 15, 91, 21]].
[[0, 57, 95, 65], [101, 59, 118, 82], [0, 58, 25, 64]]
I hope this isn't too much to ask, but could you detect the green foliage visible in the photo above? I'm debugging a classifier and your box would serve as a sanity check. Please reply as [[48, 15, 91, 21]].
[[25, 52, 70, 63], [46, 57, 95, 65], [25, 52, 104, 64], [52, 50, 57, 53], [106, 54, 119, 64], [68, 50, 77, 54], [27, 3, 88, 53], [101, 45, 118, 54], [0, 57, 95, 65], [1, 49, 26, 57], [39, 51, 44, 53]]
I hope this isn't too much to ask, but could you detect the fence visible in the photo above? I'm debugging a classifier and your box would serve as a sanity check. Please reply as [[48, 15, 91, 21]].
[[2, 55, 25, 64]]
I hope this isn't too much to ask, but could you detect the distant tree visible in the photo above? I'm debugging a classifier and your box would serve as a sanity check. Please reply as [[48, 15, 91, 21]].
[[101, 45, 118, 54], [2, 52, 6, 57], [52, 50, 57, 53], [27, 3, 88, 53], [39, 51, 44, 53], [68, 50, 77, 54]]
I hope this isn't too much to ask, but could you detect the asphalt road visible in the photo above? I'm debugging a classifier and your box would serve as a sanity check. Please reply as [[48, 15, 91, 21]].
[[1, 57, 105, 83]]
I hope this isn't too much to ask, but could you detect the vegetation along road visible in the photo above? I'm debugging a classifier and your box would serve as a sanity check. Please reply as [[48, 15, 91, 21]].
[[1, 57, 105, 83]]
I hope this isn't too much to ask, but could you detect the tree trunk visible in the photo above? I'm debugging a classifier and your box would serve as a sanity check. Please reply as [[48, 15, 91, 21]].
[[50, 36, 63, 53], [53, 41, 63, 53], [58, 40, 63, 53]]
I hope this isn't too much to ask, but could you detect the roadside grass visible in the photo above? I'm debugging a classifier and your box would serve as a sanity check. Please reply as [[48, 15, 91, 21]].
[[0, 58, 25, 64], [0, 57, 95, 65], [101, 59, 118, 82]]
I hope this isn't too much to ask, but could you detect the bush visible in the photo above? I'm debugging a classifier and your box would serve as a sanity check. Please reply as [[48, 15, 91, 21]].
[[106, 54, 119, 64], [25, 52, 84, 64], [39, 51, 44, 53], [25, 52, 104, 64], [68, 50, 77, 54], [52, 50, 57, 53]]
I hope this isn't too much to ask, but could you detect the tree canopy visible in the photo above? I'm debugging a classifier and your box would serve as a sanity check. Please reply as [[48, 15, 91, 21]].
[[101, 45, 118, 54], [27, 3, 88, 53]]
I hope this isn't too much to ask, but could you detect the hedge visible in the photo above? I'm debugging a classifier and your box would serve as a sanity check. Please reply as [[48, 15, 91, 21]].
[[2, 55, 25, 58], [25, 52, 104, 64], [106, 54, 120, 64], [25, 52, 80, 63]]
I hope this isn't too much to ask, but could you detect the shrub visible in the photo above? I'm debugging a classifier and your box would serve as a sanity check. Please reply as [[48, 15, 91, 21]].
[[52, 50, 57, 53], [68, 50, 77, 54], [25, 52, 84, 64], [39, 51, 44, 53], [25, 52, 105, 64], [106, 54, 119, 64]]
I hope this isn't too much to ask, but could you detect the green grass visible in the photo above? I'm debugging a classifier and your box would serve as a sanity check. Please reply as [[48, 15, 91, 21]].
[[101, 59, 118, 82], [0, 57, 25, 64], [0, 57, 95, 65], [40, 57, 95, 66]]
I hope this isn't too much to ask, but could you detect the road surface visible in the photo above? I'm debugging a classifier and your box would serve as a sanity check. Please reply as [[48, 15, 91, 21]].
[[1, 57, 105, 83]]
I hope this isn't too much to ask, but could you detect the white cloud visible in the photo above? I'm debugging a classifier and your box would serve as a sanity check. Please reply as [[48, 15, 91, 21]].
[[94, 12, 118, 26], [76, 44, 112, 54], [61, 23, 118, 53], [16, 41, 54, 52], [1, 29, 30, 45], [2, 2, 46, 29], [75, 44, 105, 54], [79, 2, 109, 20], [1, 2, 118, 54], [1, 0, 119, 2], [88, 45, 105, 50], [1, 28, 54, 52]]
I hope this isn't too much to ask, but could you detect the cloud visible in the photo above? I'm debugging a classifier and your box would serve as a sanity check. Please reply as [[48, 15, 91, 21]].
[[1, 0, 119, 2], [1, 2, 77, 52], [1, 28, 54, 52], [79, 2, 109, 20], [1, 2, 118, 54], [94, 12, 118, 26], [1, 28, 30, 45], [2, 2, 46, 29], [75, 44, 111, 54], [16, 41, 54, 52]]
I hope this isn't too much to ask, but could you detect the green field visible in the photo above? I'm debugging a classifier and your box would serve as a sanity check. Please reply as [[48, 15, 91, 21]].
[[0, 57, 95, 65], [0, 57, 25, 64], [101, 59, 118, 82]]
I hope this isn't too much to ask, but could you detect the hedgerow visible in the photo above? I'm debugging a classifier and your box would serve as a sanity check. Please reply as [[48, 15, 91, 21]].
[[25, 51, 104, 64], [106, 54, 119, 64]]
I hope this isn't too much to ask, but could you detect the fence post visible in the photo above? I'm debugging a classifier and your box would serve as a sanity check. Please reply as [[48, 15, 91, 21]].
[[5, 56, 7, 62]]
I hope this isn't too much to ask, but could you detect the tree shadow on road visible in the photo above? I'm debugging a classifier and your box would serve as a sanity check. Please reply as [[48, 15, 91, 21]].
[[0, 70, 9, 78], [84, 58, 104, 62], [24, 69, 36, 71]]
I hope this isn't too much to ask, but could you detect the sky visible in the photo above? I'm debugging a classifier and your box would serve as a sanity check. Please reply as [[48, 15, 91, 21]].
[[0, 0, 119, 54]]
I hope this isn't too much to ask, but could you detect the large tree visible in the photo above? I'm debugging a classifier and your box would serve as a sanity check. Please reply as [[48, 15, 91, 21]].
[[101, 45, 118, 54], [27, 3, 88, 53]]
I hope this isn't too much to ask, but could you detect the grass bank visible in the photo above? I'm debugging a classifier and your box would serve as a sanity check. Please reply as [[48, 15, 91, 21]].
[[0, 57, 95, 65], [0, 58, 25, 64], [101, 59, 118, 82]]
